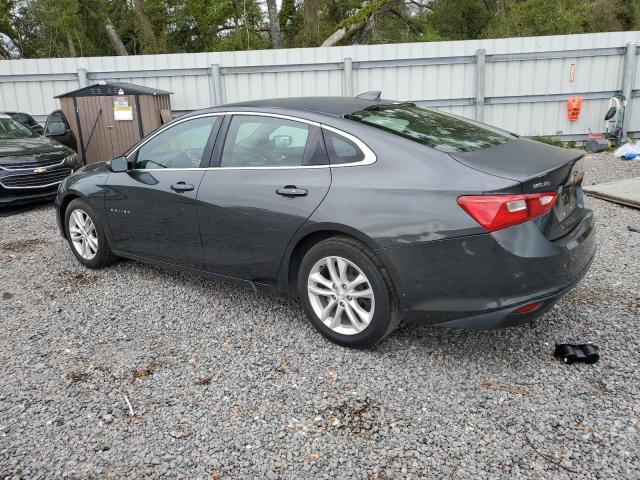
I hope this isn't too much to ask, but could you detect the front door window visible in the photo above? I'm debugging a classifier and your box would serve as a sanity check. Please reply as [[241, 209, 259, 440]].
[[134, 116, 218, 169]]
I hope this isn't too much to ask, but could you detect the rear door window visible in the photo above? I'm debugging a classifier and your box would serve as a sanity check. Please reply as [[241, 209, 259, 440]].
[[221, 115, 310, 167], [345, 105, 512, 153]]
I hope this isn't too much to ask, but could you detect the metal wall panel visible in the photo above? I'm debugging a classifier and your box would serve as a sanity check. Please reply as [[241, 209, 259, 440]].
[[1, 31, 639, 138]]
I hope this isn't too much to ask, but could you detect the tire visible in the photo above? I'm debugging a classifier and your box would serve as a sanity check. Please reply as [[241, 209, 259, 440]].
[[64, 198, 117, 269], [297, 236, 400, 348]]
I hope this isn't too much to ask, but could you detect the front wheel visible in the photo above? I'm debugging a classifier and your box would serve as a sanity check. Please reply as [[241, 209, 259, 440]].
[[297, 236, 399, 348], [65, 198, 117, 268]]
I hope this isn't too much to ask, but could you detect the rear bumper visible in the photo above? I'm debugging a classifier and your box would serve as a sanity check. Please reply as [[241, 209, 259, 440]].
[[378, 207, 596, 329]]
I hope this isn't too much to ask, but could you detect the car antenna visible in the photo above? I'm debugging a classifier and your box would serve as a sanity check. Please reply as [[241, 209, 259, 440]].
[[355, 91, 382, 101]]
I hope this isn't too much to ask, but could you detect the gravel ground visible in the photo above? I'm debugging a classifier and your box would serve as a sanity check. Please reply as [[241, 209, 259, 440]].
[[0, 153, 639, 479]]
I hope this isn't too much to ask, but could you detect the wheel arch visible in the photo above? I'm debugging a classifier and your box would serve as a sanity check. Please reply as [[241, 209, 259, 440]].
[[58, 190, 99, 239], [58, 191, 85, 238], [277, 222, 392, 297]]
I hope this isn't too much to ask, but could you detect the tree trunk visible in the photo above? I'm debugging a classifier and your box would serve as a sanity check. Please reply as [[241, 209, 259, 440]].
[[265, 0, 282, 48], [321, 0, 396, 47], [105, 20, 128, 56], [66, 32, 77, 57], [321, 28, 347, 47], [133, 0, 158, 53]]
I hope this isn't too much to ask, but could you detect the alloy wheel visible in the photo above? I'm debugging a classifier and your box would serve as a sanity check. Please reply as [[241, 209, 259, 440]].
[[68, 209, 98, 260], [307, 255, 375, 335]]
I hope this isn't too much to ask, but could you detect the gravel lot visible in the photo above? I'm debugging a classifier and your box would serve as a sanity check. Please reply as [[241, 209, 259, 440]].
[[1, 153, 639, 479]]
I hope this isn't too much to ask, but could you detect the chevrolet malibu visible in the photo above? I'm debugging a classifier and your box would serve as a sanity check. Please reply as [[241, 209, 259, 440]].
[[55, 96, 596, 347]]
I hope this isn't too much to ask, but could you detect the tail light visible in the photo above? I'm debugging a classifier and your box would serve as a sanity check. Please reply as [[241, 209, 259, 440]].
[[457, 192, 557, 232], [512, 301, 543, 314]]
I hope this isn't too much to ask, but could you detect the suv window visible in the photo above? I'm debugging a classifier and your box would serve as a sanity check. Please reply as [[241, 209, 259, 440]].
[[345, 105, 512, 153], [221, 115, 309, 167], [135, 116, 217, 169], [323, 130, 364, 164], [45, 111, 69, 136]]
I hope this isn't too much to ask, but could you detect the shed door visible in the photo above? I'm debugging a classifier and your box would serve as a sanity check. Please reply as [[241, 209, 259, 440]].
[[75, 97, 112, 164], [102, 94, 143, 159]]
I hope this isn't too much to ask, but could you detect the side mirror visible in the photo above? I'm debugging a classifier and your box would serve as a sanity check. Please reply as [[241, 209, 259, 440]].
[[273, 135, 293, 148], [45, 122, 66, 136], [107, 156, 129, 173]]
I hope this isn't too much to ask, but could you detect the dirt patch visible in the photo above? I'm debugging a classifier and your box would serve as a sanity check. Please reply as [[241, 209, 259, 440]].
[[194, 376, 212, 385], [2, 292, 13, 300], [482, 379, 530, 397], [130, 360, 157, 383], [66, 372, 90, 383], [1, 239, 45, 253], [60, 271, 95, 288]]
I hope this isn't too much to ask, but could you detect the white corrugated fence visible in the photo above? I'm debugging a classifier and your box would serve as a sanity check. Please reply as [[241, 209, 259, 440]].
[[1, 31, 639, 140]]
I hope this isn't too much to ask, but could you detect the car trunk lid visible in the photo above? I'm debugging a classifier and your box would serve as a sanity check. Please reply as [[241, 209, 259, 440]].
[[449, 138, 585, 239]]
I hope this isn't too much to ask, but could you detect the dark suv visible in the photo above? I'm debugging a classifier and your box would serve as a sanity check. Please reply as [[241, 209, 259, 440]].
[[0, 114, 81, 207]]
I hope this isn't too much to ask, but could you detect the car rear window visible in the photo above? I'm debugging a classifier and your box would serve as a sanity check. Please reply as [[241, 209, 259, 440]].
[[345, 105, 512, 153]]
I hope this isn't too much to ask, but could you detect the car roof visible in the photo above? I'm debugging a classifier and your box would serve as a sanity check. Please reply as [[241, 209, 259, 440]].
[[224, 96, 396, 117]]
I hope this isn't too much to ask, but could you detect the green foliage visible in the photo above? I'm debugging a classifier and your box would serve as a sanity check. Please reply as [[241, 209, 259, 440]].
[[279, 0, 296, 46], [426, 0, 492, 40], [3, 0, 640, 58], [530, 136, 577, 149], [484, 0, 629, 38]]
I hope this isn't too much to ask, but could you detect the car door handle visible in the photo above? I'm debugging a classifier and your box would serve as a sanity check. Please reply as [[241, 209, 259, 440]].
[[170, 182, 194, 192], [276, 186, 308, 197]]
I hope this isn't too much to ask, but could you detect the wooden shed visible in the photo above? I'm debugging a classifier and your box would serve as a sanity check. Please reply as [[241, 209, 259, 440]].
[[55, 82, 172, 164]]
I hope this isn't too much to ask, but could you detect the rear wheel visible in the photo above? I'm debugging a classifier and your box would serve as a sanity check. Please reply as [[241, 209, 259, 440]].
[[65, 198, 117, 268], [297, 236, 399, 347]]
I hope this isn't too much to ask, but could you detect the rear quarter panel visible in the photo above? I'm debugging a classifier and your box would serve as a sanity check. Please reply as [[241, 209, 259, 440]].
[[308, 130, 518, 248]]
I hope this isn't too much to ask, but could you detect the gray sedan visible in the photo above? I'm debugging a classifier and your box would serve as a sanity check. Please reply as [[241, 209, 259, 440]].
[[55, 96, 596, 347]]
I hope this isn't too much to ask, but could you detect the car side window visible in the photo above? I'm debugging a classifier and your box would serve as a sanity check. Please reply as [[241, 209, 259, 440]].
[[323, 130, 365, 164], [45, 111, 69, 136], [221, 115, 309, 167], [135, 116, 217, 170]]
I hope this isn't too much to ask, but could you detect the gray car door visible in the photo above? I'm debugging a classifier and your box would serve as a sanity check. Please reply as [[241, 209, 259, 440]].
[[104, 115, 221, 269], [197, 113, 331, 281]]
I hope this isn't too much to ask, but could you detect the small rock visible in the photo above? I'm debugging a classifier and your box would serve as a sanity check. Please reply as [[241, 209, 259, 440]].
[[101, 414, 114, 424]]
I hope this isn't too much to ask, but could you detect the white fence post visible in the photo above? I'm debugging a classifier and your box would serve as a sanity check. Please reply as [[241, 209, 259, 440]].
[[621, 42, 637, 141], [210, 64, 223, 106], [77, 68, 88, 88], [344, 57, 353, 97], [475, 49, 486, 122]]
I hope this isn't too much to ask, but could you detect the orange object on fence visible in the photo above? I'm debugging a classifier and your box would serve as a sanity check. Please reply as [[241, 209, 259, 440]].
[[567, 96, 583, 121]]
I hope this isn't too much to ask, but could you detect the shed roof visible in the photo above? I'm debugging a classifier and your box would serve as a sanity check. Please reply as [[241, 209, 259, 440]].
[[55, 81, 172, 98]]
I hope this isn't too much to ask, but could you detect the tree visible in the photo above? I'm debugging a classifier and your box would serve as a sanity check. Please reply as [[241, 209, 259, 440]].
[[4, 0, 640, 58], [265, 0, 282, 48], [0, 0, 20, 58], [105, 18, 128, 55], [426, 0, 492, 40]]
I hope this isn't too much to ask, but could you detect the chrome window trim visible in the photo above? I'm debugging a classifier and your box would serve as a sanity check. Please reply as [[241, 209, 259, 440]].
[[125, 111, 377, 171], [0, 157, 66, 172]]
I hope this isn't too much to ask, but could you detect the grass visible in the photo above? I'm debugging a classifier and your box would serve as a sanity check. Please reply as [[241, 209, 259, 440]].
[[530, 136, 577, 149]]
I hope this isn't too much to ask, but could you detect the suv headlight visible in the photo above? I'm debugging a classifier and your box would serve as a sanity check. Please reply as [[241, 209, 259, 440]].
[[64, 153, 79, 168]]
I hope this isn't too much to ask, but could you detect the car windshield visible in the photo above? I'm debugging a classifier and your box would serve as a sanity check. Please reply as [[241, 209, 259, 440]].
[[345, 105, 512, 152], [0, 116, 35, 140]]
